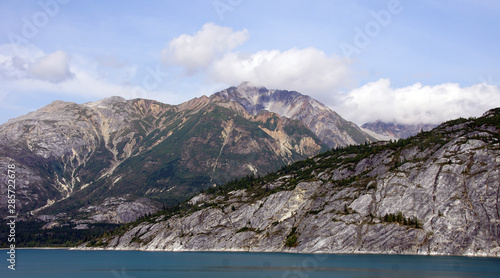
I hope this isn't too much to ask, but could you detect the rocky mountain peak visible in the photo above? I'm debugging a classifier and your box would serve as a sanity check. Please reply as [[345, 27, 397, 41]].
[[84, 96, 128, 109], [215, 83, 374, 148], [236, 81, 267, 91], [217, 82, 312, 118], [215, 82, 270, 115]]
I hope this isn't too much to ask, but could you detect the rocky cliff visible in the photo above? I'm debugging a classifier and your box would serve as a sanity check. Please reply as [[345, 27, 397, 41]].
[[89, 109, 500, 256]]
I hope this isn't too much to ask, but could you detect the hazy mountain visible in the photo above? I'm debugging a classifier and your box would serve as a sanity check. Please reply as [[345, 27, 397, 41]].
[[362, 121, 437, 140], [89, 108, 500, 256]]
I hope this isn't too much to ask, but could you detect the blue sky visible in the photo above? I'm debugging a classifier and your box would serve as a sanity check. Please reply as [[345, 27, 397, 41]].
[[1, 0, 499, 125]]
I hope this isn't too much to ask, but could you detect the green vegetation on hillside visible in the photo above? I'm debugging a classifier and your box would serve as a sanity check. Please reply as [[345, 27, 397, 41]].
[[0, 221, 120, 248], [285, 227, 299, 247], [382, 212, 421, 229]]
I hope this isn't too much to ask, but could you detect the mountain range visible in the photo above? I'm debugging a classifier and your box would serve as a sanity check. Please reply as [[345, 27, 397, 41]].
[[85, 108, 500, 256], [0, 83, 373, 224]]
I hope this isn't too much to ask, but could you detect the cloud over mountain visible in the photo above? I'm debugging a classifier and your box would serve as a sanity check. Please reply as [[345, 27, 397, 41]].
[[162, 23, 352, 94], [208, 47, 352, 95], [334, 78, 500, 125], [0, 44, 183, 110]]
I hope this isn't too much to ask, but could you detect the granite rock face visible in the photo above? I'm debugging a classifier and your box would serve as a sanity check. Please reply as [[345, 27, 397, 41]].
[[94, 109, 500, 256]]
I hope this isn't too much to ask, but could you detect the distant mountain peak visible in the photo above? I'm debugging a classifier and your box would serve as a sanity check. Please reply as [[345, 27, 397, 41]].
[[218, 83, 321, 118], [362, 121, 437, 140]]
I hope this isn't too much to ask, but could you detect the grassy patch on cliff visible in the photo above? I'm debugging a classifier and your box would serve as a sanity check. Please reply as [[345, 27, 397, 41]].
[[285, 227, 299, 247]]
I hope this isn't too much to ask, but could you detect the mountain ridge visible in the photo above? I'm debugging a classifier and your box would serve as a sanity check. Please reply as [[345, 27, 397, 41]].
[[1, 84, 365, 225]]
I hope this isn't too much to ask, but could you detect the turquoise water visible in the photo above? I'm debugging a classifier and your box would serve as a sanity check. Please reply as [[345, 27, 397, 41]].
[[1, 249, 500, 277]]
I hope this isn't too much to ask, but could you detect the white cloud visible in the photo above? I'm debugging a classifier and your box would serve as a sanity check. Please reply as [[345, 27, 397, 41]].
[[0, 44, 38, 80], [208, 47, 352, 95], [28, 50, 74, 83], [0, 44, 44, 62], [0, 44, 184, 106], [161, 23, 248, 73], [0, 46, 74, 83], [161, 23, 352, 96], [334, 78, 500, 125]]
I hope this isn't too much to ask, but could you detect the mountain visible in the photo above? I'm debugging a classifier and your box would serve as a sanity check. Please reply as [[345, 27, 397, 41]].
[[216, 82, 375, 148], [0, 85, 354, 224], [362, 121, 436, 140], [87, 109, 500, 256]]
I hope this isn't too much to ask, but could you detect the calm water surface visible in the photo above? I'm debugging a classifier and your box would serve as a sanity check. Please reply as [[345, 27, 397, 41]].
[[1, 249, 500, 277]]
